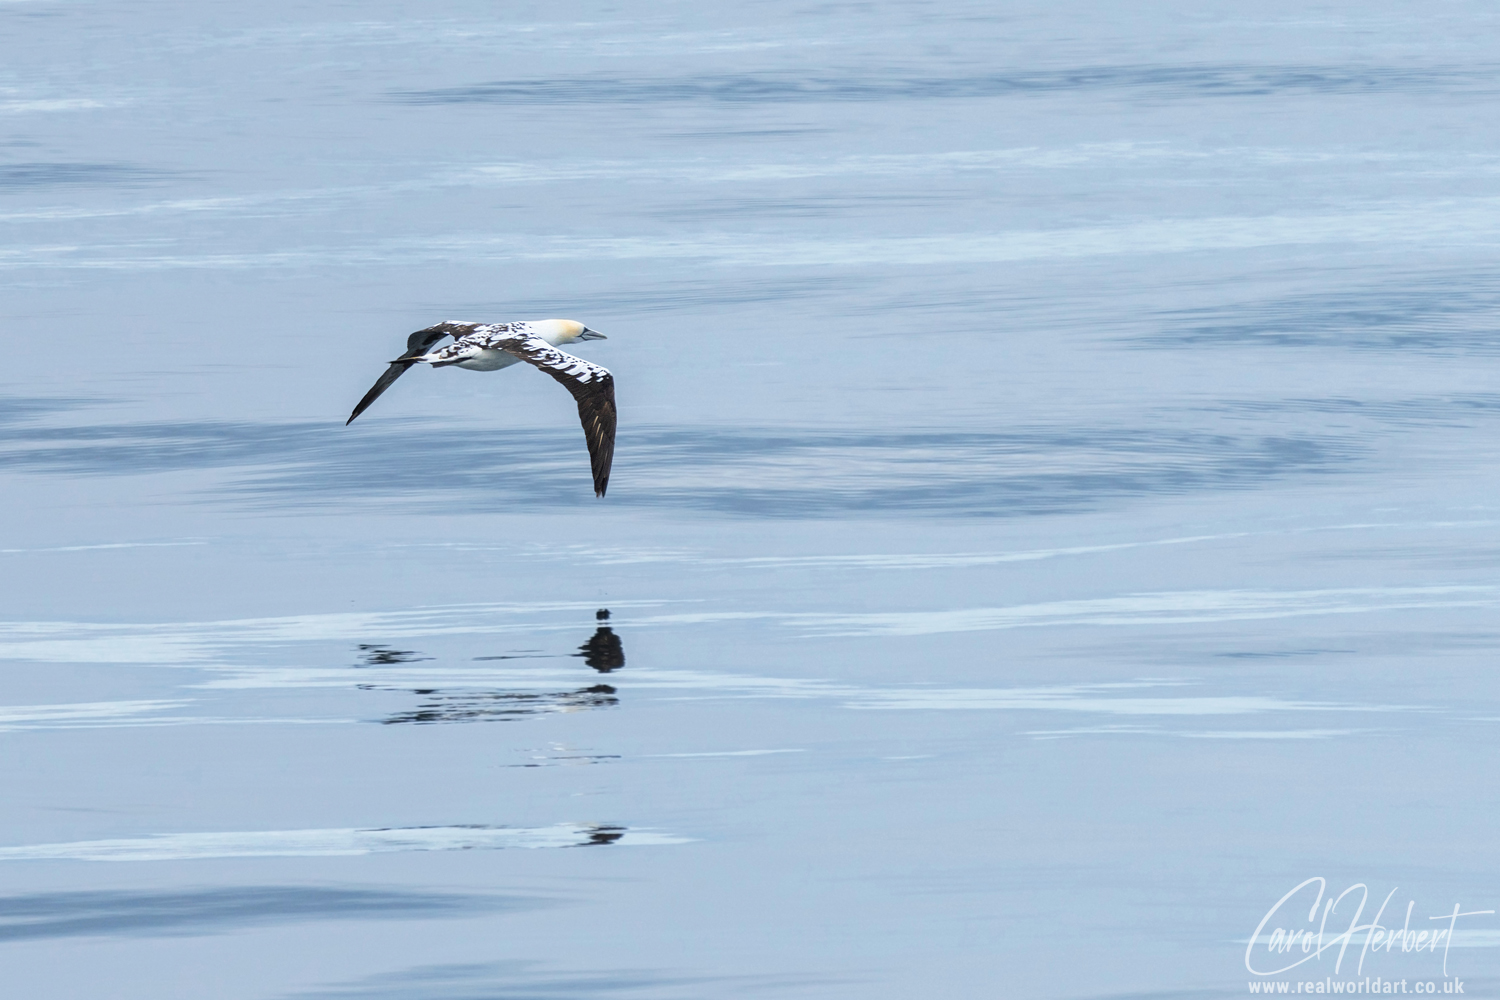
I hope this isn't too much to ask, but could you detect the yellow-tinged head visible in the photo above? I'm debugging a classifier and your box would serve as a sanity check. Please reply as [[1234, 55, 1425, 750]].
[[534, 319, 607, 345]]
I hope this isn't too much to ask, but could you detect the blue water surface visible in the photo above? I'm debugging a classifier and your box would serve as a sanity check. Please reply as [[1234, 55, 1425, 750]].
[[4, 1, 1500, 997]]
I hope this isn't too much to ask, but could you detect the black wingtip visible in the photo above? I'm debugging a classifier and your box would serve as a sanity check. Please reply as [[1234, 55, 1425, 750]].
[[345, 359, 417, 427]]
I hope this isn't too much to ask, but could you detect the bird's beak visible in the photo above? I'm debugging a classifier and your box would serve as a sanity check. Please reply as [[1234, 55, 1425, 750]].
[[578, 328, 607, 341]]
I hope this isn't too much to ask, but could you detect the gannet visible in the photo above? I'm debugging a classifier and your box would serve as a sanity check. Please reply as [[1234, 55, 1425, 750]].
[[347, 319, 615, 496]]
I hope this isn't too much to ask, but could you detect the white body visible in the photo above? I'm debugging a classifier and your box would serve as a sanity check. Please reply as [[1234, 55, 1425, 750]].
[[440, 319, 601, 371], [454, 350, 521, 371]]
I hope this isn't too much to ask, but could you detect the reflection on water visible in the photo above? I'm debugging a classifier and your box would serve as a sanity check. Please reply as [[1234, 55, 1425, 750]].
[[381, 685, 618, 725], [377, 611, 625, 724], [576, 610, 625, 673], [507, 751, 622, 768], [578, 826, 625, 846], [355, 644, 430, 666]]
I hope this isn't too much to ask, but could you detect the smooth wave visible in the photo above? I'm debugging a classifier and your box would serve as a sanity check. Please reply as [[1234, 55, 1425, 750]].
[[646, 749, 805, 758], [1142, 271, 1500, 354], [8, 199, 1500, 270], [0, 699, 192, 730], [288, 959, 730, 1000], [0, 699, 349, 732], [1024, 725, 1364, 740], [0, 98, 113, 114], [0, 421, 1355, 517], [0, 540, 206, 555], [0, 885, 517, 941], [493, 518, 1500, 570], [0, 601, 660, 664], [0, 823, 689, 862], [801, 585, 1500, 636], [845, 682, 1399, 716], [0, 162, 169, 189], [6, 143, 1492, 226]]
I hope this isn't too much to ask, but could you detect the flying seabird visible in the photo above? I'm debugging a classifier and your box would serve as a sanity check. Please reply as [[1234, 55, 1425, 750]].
[[346, 319, 615, 496]]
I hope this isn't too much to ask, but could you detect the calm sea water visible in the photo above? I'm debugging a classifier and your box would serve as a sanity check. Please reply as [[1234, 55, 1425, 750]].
[[5, 2, 1500, 997]]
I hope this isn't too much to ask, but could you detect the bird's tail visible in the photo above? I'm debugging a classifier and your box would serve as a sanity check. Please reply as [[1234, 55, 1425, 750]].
[[405, 347, 480, 368]]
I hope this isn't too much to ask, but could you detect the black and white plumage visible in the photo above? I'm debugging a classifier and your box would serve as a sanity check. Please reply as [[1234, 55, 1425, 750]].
[[346, 319, 616, 497]]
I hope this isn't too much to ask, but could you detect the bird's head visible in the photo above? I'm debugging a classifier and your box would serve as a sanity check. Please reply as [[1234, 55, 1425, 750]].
[[535, 319, 607, 345]]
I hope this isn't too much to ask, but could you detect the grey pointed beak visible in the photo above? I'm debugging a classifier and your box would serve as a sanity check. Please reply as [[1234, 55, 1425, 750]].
[[578, 328, 607, 341]]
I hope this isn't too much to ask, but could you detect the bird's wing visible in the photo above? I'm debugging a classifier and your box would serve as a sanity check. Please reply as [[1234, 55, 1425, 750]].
[[346, 323, 470, 425], [494, 334, 617, 497]]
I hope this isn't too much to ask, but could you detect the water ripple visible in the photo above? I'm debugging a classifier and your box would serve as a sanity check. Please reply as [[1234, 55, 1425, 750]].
[[802, 585, 1500, 636], [0, 162, 169, 190], [395, 65, 1497, 106], [0, 421, 1355, 517], [0, 885, 520, 941], [1142, 272, 1500, 354]]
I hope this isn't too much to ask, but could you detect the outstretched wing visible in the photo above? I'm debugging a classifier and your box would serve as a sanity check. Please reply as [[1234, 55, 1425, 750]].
[[346, 323, 470, 425], [495, 334, 616, 497]]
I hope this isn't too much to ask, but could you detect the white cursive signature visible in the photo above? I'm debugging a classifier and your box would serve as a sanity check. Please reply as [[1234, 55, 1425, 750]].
[[1245, 878, 1492, 977]]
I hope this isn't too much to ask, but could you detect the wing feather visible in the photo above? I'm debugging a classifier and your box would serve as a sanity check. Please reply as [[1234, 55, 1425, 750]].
[[346, 323, 470, 425], [494, 335, 617, 497]]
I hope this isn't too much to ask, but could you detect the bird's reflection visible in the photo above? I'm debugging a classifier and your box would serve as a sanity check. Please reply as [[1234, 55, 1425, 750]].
[[373, 609, 628, 725], [575, 826, 625, 846], [382, 685, 617, 725], [574, 609, 625, 672], [355, 644, 431, 666]]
